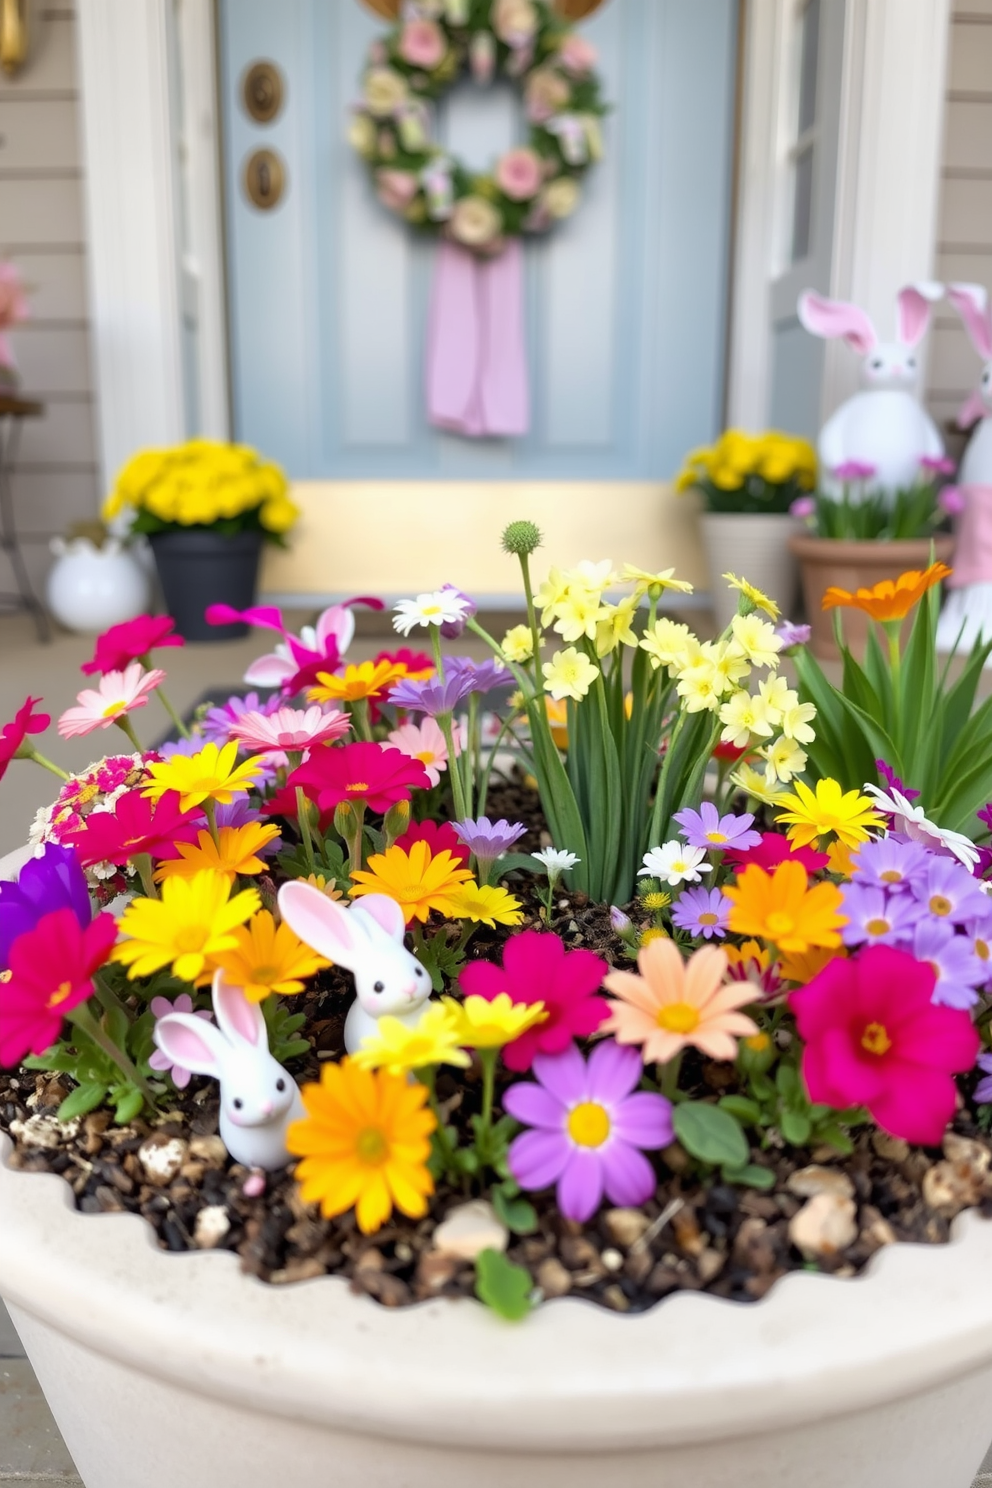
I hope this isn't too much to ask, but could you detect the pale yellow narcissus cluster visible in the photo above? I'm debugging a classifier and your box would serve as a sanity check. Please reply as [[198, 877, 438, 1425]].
[[102, 438, 299, 535], [639, 610, 815, 790], [675, 428, 817, 493]]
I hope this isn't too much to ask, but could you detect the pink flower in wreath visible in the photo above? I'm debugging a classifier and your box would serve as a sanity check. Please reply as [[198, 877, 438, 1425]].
[[495, 148, 543, 202], [376, 169, 419, 213], [556, 34, 599, 75], [398, 18, 446, 71], [525, 68, 571, 124]]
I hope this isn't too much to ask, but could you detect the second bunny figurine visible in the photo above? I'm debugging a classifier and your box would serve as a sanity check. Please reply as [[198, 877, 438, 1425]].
[[277, 881, 434, 1053]]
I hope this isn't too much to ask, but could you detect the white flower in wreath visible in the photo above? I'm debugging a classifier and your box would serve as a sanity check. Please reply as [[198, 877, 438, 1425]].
[[524, 67, 571, 124], [347, 113, 377, 160], [541, 177, 581, 220], [364, 67, 408, 118], [493, 0, 539, 47], [449, 195, 503, 249]]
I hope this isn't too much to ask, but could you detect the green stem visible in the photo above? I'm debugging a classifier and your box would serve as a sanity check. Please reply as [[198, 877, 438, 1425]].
[[68, 1002, 156, 1107], [132, 852, 159, 900], [92, 971, 134, 1025], [296, 787, 317, 876], [23, 748, 70, 781], [659, 1050, 683, 1102], [420, 1067, 460, 1178], [885, 623, 903, 742], [155, 685, 191, 741], [114, 714, 144, 753], [351, 697, 373, 742], [347, 802, 367, 874], [437, 710, 469, 823], [517, 551, 544, 681], [479, 1046, 498, 1131], [203, 797, 221, 850]]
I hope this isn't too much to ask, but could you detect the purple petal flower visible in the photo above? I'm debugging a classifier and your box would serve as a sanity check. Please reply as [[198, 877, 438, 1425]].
[[0, 844, 91, 969], [674, 801, 762, 852], [446, 656, 514, 694], [504, 1040, 673, 1223], [833, 459, 877, 481], [775, 621, 812, 649], [978, 803, 992, 833], [963, 915, 992, 989], [157, 732, 206, 761], [148, 994, 213, 1088], [939, 485, 966, 516], [388, 671, 475, 716], [789, 496, 816, 520], [453, 816, 527, 877], [974, 1051, 992, 1105], [913, 919, 986, 1009], [201, 691, 281, 746], [920, 455, 956, 475], [875, 759, 920, 800], [670, 885, 730, 940], [850, 836, 930, 892], [838, 881, 917, 947], [438, 587, 478, 640], [909, 856, 991, 926]]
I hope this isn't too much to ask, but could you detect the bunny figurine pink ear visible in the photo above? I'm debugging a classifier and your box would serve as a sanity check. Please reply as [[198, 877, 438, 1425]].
[[153, 1011, 229, 1078], [798, 291, 877, 354], [946, 282, 992, 360], [895, 281, 943, 347], [277, 879, 368, 967], [351, 893, 407, 942], [212, 970, 268, 1051]]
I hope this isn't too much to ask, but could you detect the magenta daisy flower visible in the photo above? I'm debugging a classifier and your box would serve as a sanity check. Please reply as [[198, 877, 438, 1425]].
[[670, 885, 731, 940], [230, 705, 350, 754], [674, 801, 762, 852], [503, 1040, 673, 1223], [57, 663, 165, 740]]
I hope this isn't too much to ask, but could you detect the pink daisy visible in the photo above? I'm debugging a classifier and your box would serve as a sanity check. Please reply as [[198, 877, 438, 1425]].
[[57, 664, 165, 740], [229, 705, 351, 754], [385, 716, 455, 787]]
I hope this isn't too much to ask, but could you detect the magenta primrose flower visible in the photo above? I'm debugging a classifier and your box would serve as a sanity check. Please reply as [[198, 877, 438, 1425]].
[[674, 801, 761, 852], [504, 1040, 673, 1223], [670, 885, 731, 940], [875, 758, 919, 801]]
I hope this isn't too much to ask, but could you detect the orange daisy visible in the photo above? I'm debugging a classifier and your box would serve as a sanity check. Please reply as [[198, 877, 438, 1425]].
[[722, 860, 847, 954], [349, 839, 473, 923], [821, 561, 951, 623], [602, 938, 758, 1064], [778, 942, 847, 986], [308, 658, 410, 704]]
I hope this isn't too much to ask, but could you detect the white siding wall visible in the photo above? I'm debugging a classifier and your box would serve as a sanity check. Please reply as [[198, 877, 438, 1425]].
[[0, 0, 100, 597]]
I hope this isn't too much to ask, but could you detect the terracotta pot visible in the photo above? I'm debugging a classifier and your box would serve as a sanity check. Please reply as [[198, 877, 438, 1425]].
[[789, 534, 956, 661], [701, 513, 802, 633]]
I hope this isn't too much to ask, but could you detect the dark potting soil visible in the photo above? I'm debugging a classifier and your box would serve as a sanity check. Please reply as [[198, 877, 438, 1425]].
[[3, 773, 992, 1311]]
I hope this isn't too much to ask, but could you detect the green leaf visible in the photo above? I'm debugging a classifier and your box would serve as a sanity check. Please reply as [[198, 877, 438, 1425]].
[[718, 1094, 762, 1126], [673, 1101, 749, 1169], [815, 1123, 855, 1155], [780, 1108, 812, 1146], [722, 1162, 776, 1190], [474, 1248, 533, 1321], [112, 1085, 145, 1125], [58, 1082, 108, 1121], [492, 1186, 539, 1236]]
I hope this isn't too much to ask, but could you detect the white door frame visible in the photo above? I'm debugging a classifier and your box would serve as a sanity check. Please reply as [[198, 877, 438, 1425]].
[[726, 0, 952, 431]]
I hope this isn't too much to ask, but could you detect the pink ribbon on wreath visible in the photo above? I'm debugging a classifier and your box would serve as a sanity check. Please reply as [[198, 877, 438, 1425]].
[[425, 238, 530, 439]]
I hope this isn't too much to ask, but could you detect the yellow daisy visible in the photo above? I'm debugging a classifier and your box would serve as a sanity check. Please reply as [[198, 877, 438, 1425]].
[[349, 840, 473, 923], [775, 777, 885, 850], [142, 740, 262, 812], [442, 993, 547, 1050], [442, 882, 525, 928], [112, 870, 261, 984], [722, 573, 780, 620], [351, 1002, 471, 1076]]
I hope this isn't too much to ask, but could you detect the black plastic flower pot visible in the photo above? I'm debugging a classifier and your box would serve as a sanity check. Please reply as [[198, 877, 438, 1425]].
[[149, 529, 264, 642]]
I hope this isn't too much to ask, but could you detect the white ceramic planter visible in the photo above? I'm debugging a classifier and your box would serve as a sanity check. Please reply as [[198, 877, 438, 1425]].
[[46, 536, 150, 634], [3, 848, 992, 1488], [701, 512, 802, 633]]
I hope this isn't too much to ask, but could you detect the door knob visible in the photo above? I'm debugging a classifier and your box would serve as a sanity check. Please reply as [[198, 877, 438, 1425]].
[[244, 149, 286, 210], [242, 60, 283, 123]]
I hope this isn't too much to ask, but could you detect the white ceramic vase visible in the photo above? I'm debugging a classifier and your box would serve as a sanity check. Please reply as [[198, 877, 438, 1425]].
[[701, 513, 801, 633], [46, 537, 150, 634], [3, 845, 992, 1488]]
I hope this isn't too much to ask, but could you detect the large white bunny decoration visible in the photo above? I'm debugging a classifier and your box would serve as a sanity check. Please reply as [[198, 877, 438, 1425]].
[[797, 283, 945, 497], [153, 971, 306, 1171], [935, 282, 992, 654], [277, 882, 433, 1053]]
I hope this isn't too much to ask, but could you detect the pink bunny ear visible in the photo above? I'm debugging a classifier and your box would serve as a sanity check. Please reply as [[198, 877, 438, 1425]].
[[947, 283, 992, 360], [797, 291, 877, 353], [153, 1013, 228, 1077], [896, 281, 943, 347], [212, 970, 268, 1050], [352, 893, 406, 942], [277, 880, 368, 967]]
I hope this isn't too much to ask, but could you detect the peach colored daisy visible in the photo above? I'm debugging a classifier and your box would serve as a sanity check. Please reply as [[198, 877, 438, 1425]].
[[602, 937, 758, 1064]]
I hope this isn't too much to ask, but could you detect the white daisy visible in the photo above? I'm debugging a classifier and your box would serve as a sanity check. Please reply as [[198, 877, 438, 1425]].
[[393, 590, 471, 637], [531, 847, 581, 881], [639, 841, 712, 886], [862, 784, 980, 872]]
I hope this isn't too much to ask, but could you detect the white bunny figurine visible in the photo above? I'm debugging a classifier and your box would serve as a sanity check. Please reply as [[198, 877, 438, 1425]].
[[797, 282, 945, 498], [277, 881, 433, 1054], [153, 971, 306, 1171], [935, 282, 992, 654]]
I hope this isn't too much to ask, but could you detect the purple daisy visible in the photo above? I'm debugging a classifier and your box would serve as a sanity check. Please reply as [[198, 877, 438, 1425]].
[[201, 691, 280, 746], [850, 836, 930, 894], [838, 882, 917, 948], [910, 856, 990, 926], [438, 587, 478, 640], [504, 1041, 673, 1223], [775, 621, 811, 649], [913, 919, 986, 1010], [674, 801, 762, 852], [974, 1052, 992, 1105], [963, 913, 992, 989], [446, 656, 514, 694], [670, 885, 731, 940], [388, 671, 475, 716], [453, 816, 527, 881]]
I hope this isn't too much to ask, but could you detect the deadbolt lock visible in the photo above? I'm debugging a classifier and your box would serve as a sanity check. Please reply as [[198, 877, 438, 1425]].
[[242, 60, 283, 123], [244, 149, 286, 210]]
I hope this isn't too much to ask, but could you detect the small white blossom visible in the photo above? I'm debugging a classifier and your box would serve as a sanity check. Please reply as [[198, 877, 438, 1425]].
[[393, 590, 471, 637], [639, 841, 712, 886], [531, 847, 581, 881]]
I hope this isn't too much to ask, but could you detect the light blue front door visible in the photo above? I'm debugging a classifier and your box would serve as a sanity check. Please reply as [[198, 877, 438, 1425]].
[[219, 0, 737, 481]]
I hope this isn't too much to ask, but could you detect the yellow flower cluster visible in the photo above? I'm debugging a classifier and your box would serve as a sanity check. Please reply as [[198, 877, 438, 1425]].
[[102, 439, 299, 535], [640, 611, 817, 788], [675, 429, 816, 493]]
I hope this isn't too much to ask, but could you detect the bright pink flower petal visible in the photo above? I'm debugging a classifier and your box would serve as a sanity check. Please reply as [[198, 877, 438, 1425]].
[[458, 958, 507, 1002], [557, 1147, 604, 1223], [868, 1063, 958, 1146]]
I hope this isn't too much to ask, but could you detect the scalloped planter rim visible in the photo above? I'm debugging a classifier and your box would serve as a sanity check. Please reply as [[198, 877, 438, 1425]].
[[2, 848, 992, 1488]]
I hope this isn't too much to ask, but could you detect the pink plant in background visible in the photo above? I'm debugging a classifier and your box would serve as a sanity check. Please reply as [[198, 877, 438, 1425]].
[[398, 18, 446, 69], [495, 148, 544, 201], [376, 169, 420, 213], [556, 33, 599, 75], [0, 261, 29, 372], [504, 1040, 673, 1222], [207, 598, 383, 693], [231, 706, 351, 755], [832, 459, 877, 482], [789, 495, 816, 519], [938, 485, 967, 516], [58, 664, 165, 740], [81, 615, 184, 676], [789, 944, 980, 1145], [920, 455, 956, 476]]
